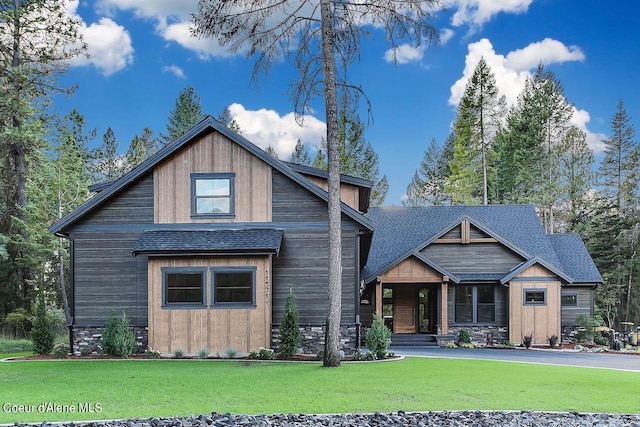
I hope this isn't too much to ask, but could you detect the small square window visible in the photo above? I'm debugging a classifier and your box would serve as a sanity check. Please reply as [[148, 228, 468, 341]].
[[212, 268, 256, 306], [191, 173, 235, 217], [163, 268, 206, 307], [561, 293, 578, 306], [524, 289, 546, 305]]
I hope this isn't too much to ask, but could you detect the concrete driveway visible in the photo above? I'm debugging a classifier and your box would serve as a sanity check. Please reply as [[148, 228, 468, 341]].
[[389, 346, 640, 372]]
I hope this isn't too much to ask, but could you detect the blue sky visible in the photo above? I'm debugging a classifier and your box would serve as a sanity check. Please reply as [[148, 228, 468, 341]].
[[56, 0, 640, 205]]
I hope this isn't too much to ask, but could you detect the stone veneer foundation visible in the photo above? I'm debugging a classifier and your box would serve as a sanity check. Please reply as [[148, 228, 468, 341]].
[[271, 324, 359, 355], [71, 326, 148, 355], [439, 325, 509, 346]]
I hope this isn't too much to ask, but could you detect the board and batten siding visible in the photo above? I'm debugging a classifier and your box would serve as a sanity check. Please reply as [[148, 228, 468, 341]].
[[508, 264, 561, 345], [304, 175, 361, 213], [271, 170, 361, 325], [148, 256, 272, 355], [154, 131, 272, 224], [70, 173, 154, 327]]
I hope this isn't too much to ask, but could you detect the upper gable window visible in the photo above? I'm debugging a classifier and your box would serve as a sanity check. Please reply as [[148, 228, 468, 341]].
[[191, 173, 235, 218]]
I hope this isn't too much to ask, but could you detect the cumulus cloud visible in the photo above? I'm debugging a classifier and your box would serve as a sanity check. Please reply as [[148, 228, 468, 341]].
[[70, 17, 134, 76], [444, 0, 533, 29], [160, 21, 238, 60], [162, 65, 186, 79], [383, 44, 425, 64], [228, 103, 326, 159], [439, 28, 456, 45], [505, 38, 585, 71], [449, 38, 605, 153], [96, 0, 193, 20]]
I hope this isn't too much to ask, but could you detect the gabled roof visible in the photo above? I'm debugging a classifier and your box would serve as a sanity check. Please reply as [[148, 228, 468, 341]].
[[548, 234, 603, 284], [500, 256, 573, 284], [49, 115, 373, 235], [132, 229, 283, 257], [362, 205, 594, 285]]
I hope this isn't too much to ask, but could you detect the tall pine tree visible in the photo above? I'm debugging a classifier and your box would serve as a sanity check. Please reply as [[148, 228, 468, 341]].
[[160, 85, 203, 145]]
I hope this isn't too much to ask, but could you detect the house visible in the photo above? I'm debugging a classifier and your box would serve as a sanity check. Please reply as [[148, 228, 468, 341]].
[[50, 115, 602, 354], [360, 206, 603, 346]]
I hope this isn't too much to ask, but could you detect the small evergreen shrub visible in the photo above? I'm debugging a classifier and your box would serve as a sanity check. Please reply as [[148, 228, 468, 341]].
[[107, 312, 136, 357], [173, 349, 184, 358], [548, 334, 559, 348], [523, 335, 532, 349], [198, 348, 210, 359], [31, 296, 55, 355], [365, 314, 391, 359], [457, 329, 471, 345], [225, 348, 237, 359], [101, 311, 119, 356], [278, 289, 301, 357], [80, 348, 91, 357]]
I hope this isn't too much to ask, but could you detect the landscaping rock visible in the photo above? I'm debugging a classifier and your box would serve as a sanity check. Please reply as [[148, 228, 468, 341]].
[[8, 411, 640, 427]]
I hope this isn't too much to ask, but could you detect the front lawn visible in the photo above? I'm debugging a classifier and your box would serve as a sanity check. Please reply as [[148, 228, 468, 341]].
[[1, 357, 638, 423]]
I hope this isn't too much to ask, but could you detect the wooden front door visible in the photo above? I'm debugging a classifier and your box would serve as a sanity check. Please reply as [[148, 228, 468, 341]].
[[394, 286, 416, 333]]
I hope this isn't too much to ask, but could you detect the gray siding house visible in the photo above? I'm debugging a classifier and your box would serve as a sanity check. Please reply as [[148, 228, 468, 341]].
[[50, 115, 602, 354]]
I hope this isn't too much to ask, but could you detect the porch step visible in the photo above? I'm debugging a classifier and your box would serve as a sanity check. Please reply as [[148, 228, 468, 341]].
[[390, 334, 438, 347]]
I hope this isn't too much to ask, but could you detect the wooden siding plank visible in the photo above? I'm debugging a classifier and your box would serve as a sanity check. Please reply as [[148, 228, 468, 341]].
[[422, 242, 524, 274]]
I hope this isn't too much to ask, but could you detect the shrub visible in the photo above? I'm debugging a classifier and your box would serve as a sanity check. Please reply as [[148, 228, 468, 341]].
[[5, 309, 32, 338], [31, 296, 55, 355], [80, 348, 91, 357], [352, 349, 364, 361], [249, 348, 275, 360], [198, 348, 210, 359], [101, 311, 119, 356], [457, 329, 471, 345], [365, 314, 391, 359], [445, 341, 458, 348], [173, 349, 184, 358], [548, 334, 559, 348], [575, 315, 598, 343], [523, 335, 532, 349], [53, 343, 70, 358], [278, 289, 301, 357], [145, 347, 160, 359], [225, 348, 237, 359], [105, 312, 136, 357]]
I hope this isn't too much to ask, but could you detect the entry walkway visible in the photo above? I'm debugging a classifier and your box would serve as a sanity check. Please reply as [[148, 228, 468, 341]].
[[389, 346, 640, 372]]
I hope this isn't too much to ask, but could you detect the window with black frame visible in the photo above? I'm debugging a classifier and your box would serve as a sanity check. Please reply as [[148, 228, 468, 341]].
[[212, 268, 255, 306], [455, 285, 495, 324], [163, 268, 206, 307]]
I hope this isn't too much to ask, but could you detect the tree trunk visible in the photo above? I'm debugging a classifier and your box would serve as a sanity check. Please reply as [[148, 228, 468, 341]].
[[320, 0, 342, 367]]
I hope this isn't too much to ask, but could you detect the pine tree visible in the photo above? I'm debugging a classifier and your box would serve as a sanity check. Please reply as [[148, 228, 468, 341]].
[[289, 139, 311, 165], [598, 99, 639, 211], [556, 126, 594, 233], [89, 128, 123, 183], [404, 138, 450, 206], [160, 85, 203, 145], [218, 106, 242, 133], [312, 146, 327, 169], [265, 145, 279, 159], [125, 127, 157, 172], [278, 289, 301, 357], [446, 58, 506, 205]]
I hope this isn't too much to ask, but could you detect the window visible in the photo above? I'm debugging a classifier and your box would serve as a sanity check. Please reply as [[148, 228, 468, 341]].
[[191, 173, 235, 217], [561, 293, 578, 306], [524, 289, 546, 305], [455, 285, 495, 324], [162, 268, 206, 307], [212, 268, 256, 306]]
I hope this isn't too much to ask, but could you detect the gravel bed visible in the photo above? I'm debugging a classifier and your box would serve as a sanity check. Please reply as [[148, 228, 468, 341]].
[[9, 411, 640, 427]]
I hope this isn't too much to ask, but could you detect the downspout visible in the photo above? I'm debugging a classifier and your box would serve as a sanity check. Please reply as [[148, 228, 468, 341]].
[[355, 232, 362, 351]]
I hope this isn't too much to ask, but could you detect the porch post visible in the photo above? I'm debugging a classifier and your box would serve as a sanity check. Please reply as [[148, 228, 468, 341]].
[[375, 276, 382, 317], [440, 276, 449, 335]]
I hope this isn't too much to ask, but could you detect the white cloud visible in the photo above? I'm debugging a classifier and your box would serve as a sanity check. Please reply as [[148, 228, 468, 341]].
[[505, 38, 585, 71], [440, 28, 455, 45], [445, 0, 533, 29], [96, 0, 193, 20], [71, 17, 134, 76], [383, 44, 425, 64], [228, 103, 326, 160], [450, 38, 605, 153], [160, 21, 238, 60], [162, 65, 186, 79]]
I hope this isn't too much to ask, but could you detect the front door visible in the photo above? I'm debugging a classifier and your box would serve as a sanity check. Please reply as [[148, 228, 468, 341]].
[[393, 287, 416, 333], [417, 287, 438, 334]]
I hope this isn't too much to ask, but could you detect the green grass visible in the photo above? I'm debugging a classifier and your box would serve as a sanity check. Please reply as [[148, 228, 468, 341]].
[[1, 357, 638, 423]]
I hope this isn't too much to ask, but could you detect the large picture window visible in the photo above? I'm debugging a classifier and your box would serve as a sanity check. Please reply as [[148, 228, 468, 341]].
[[212, 268, 256, 306], [191, 173, 235, 217], [454, 285, 495, 324], [162, 267, 206, 307]]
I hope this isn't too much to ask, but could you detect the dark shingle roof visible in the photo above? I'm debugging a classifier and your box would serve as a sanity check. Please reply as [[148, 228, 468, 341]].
[[548, 234, 603, 284], [362, 205, 600, 285], [132, 229, 283, 256]]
